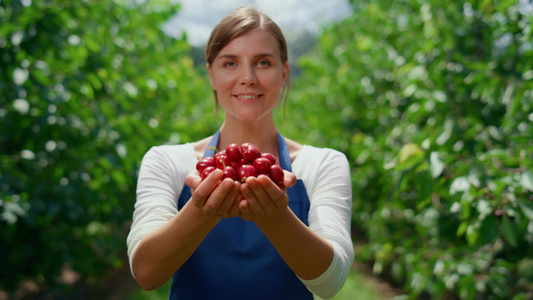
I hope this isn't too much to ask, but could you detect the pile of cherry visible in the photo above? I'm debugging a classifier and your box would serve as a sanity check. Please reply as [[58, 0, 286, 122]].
[[196, 143, 284, 187]]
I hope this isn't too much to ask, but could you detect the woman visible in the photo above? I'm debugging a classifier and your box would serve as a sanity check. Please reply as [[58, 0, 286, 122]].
[[127, 6, 354, 299]]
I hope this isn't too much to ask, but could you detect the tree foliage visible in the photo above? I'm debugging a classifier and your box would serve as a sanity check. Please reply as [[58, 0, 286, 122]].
[[281, 0, 533, 299], [0, 0, 215, 295]]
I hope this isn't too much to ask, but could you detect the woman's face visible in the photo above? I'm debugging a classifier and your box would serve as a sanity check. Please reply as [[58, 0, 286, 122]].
[[207, 29, 289, 124]]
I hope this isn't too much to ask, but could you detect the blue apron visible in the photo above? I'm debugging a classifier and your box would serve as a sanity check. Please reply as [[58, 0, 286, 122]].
[[169, 131, 313, 300]]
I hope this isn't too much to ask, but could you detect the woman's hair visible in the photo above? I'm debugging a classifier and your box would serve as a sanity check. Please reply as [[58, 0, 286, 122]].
[[205, 6, 291, 108]]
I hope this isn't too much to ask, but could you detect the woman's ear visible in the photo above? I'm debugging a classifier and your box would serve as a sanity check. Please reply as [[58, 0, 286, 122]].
[[281, 61, 289, 88], [207, 63, 216, 89], [207, 63, 219, 111]]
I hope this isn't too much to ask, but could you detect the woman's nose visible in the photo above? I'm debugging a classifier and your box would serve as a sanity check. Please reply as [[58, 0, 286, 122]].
[[240, 65, 257, 86]]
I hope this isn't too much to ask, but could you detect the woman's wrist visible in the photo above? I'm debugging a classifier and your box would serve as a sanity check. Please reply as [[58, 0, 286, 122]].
[[253, 206, 294, 230], [181, 200, 223, 224]]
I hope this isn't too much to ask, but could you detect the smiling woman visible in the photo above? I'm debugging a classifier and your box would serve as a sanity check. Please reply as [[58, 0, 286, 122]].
[[207, 29, 289, 125], [127, 6, 354, 300]]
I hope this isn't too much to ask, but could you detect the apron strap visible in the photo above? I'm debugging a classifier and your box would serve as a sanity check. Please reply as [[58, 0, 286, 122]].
[[203, 129, 220, 158], [277, 132, 292, 172]]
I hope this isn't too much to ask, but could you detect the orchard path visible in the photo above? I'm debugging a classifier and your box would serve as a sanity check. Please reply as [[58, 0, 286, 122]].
[[98, 251, 403, 299]]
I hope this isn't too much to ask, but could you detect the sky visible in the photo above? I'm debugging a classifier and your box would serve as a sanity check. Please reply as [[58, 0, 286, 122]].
[[162, 0, 353, 46]]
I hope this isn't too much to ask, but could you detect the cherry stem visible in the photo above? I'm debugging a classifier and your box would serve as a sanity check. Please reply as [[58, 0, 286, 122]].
[[209, 146, 227, 168], [208, 146, 219, 153]]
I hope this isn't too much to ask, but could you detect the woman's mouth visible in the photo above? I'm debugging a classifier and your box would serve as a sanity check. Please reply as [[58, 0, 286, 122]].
[[234, 94, 262, 101]]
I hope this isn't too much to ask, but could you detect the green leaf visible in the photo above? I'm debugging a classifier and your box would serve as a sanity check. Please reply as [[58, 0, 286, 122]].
[[0, 23, 19, 37], [466, 224, 479, 246], [461, 198, 472, 220], [457, 221, 468, 237], [520, 171, 533, 192], [416, 171, 433, 207], [395, 143, 424, 170], [518, 199, 533, 220], [430, 151, 444, 178], [501, 215, 518, 247], [450, 177, 471, 195], [479, 215, 499, 245]]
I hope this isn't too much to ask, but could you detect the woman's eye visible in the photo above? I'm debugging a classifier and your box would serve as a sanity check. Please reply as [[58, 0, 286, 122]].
[[258, 60, 270, 67], [224, 61, 236, 67]]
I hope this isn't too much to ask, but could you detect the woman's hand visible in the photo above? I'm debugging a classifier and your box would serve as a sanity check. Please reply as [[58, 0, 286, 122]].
[[185, 169, 241, 218], [239, 170, 297, 221]]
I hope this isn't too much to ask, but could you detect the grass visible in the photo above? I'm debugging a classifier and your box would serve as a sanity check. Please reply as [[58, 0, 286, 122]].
[[129, 280, 171, 300], [316, 270, 389, 300], [128, 268, 391, 300]]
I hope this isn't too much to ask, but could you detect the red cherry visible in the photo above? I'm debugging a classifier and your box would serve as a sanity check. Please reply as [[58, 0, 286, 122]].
[[253, 157, 272, 175], [201, 166, 217, 180], [243, 144, 261, 163], [226, 143, 243, 163], [269, 165, 284, 187], [241, 143, 251, 153], [196, 157, 215, 172], [261, 152, 276, 165], [213, 149, 226, 161], [238, 165, 257, 183], [222, 166, 237, 181], [232, 158, 246, 171], [215, 153, 230, 170]]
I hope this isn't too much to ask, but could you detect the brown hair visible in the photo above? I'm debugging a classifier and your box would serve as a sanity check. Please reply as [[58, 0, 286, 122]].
[[205, 6, 291, 108]]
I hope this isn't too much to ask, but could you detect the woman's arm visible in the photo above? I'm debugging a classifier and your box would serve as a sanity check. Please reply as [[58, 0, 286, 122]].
[[127, 147, 241, 290], [240, 148, 354, 298], [240, 175, 335, 280], [132, 199, 219, 290]]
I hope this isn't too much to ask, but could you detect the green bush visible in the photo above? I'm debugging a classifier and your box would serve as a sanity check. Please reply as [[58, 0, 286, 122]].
[[282, 0, 533, 299], [0, 0, 215, 295]]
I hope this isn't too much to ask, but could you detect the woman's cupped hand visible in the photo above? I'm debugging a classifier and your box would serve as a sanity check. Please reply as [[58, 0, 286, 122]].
[[185, 169, 297, 220]]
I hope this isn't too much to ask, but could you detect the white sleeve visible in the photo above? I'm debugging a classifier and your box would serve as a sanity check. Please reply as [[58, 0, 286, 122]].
[[294, 147, 354, 299], [126, 145, 196, 276]]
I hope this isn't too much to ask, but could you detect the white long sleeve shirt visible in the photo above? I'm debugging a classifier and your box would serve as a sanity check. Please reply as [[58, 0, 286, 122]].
[[127, 143, 354, 298]]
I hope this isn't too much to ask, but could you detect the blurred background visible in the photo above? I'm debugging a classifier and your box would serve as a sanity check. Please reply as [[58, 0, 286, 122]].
[[1, 0, 532, 299]]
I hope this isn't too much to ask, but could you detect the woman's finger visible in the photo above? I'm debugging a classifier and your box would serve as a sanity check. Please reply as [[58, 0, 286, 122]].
[[216, 180, 241, 218], [203, 178, 234, 214], [282, 170, 297, 188], [257, 175, 289, 209], [185, 169, 203, 190], [190, 169, 223, 209], [240, 182, 264, 216], [246, 176, 270, 207], [239, 199, 253, 221]]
